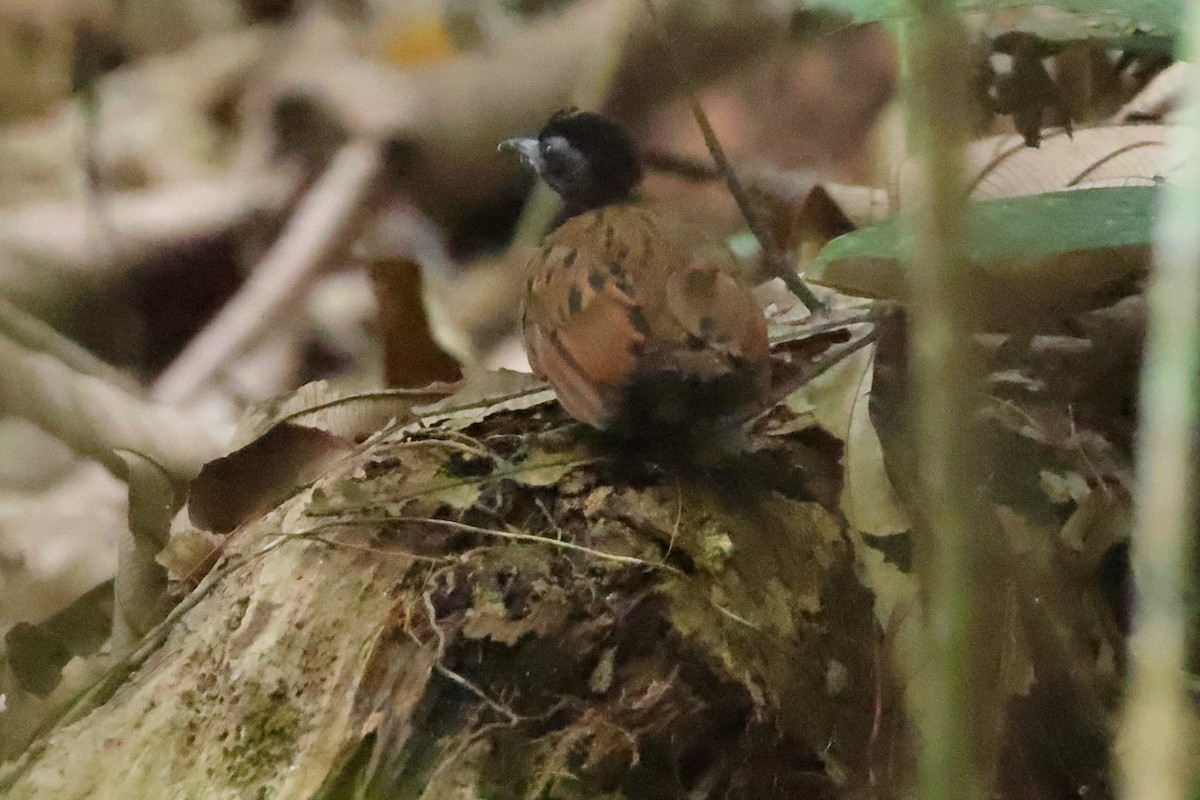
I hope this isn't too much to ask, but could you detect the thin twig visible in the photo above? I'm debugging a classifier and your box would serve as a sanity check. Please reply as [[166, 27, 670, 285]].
[[901, 0, 986, 798], [754, 328, 879, 415], [638, 0, 824, 313], [304, 457, 597, 515], [420, 593, 521, 724], [300, 515, 677, 573], [152, 139, 384, 404], [0, 331, 225, 481]]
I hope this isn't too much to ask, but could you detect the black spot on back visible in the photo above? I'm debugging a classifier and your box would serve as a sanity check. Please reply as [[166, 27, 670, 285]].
[[607, 262, 633, 295], [588, 269, 605, 291], [562, 250, 577, 269], [568, 286, 583, 316], [628, 307, 650, 336]]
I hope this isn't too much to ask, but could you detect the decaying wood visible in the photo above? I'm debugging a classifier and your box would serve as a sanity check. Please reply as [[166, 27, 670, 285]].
[[0, 287, 1142, 798], [0, 361, 894, 800]]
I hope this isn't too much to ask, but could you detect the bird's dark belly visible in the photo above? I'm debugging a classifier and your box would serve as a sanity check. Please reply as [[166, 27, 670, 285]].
[[603, 367, 760, 444]]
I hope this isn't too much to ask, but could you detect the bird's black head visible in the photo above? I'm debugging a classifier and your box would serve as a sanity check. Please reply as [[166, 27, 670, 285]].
[[501, 110, 643, 214]]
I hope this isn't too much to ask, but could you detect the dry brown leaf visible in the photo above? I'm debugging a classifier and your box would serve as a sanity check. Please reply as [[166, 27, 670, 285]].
[[359, 207, 467, 390], [188, 422, 352, 533], [234, 380, 456, 447], [3, 581, 113, 697], [369, 256, 464, 389]]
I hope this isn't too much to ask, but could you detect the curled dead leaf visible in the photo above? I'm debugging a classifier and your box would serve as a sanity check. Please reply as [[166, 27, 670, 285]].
[[188, 422, 352, 533], [4, 582, 113, 697]]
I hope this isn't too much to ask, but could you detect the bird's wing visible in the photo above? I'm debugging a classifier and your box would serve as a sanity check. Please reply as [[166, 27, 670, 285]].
[[521, 224, 649, 427], [521, 206, 770, 427], [663, 259, 771, 369]]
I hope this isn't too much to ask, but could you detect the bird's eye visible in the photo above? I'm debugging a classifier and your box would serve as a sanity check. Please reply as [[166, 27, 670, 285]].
[[540, 136, 567, 159], [536, 134, 583, 185]]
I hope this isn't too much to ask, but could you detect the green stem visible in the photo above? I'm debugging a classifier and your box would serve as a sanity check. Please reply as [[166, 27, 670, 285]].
[[900, 1, 984, 798], [1119, 5, 1200, 800]]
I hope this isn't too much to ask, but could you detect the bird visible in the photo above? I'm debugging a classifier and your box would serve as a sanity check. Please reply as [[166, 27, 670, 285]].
[[500, 110, 771, 448]]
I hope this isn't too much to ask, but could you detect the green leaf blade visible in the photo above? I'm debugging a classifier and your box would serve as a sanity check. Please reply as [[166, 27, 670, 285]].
[[807, 186, 1157, 306]]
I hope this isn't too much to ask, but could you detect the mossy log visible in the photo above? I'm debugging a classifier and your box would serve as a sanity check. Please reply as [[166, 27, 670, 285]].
[[0, 368, 902, 800]]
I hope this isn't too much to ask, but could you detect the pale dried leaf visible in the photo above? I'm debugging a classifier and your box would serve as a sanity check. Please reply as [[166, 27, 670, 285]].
[[112, 451, 177, 646], [822, 183, 891, 228], [854, 125, 1176, 226], [462, 590, 571, 646], [849, 526, 923, 705], [1110, 61, 1190, 123], [156, 525, 223, 583], [795, 345, 910, 536], [1058, 488, 1132, 568], [116, 451, 177, 551], [235, 381, 456, 447], [898, 125, 1172, 206], [413, 369, 552, 431], [1039, 468, 1092, 505]]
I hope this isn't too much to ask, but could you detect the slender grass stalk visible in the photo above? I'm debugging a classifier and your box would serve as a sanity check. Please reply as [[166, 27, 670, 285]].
[[1119, 7, 1200, 800], [899, 0, 985, 798]]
